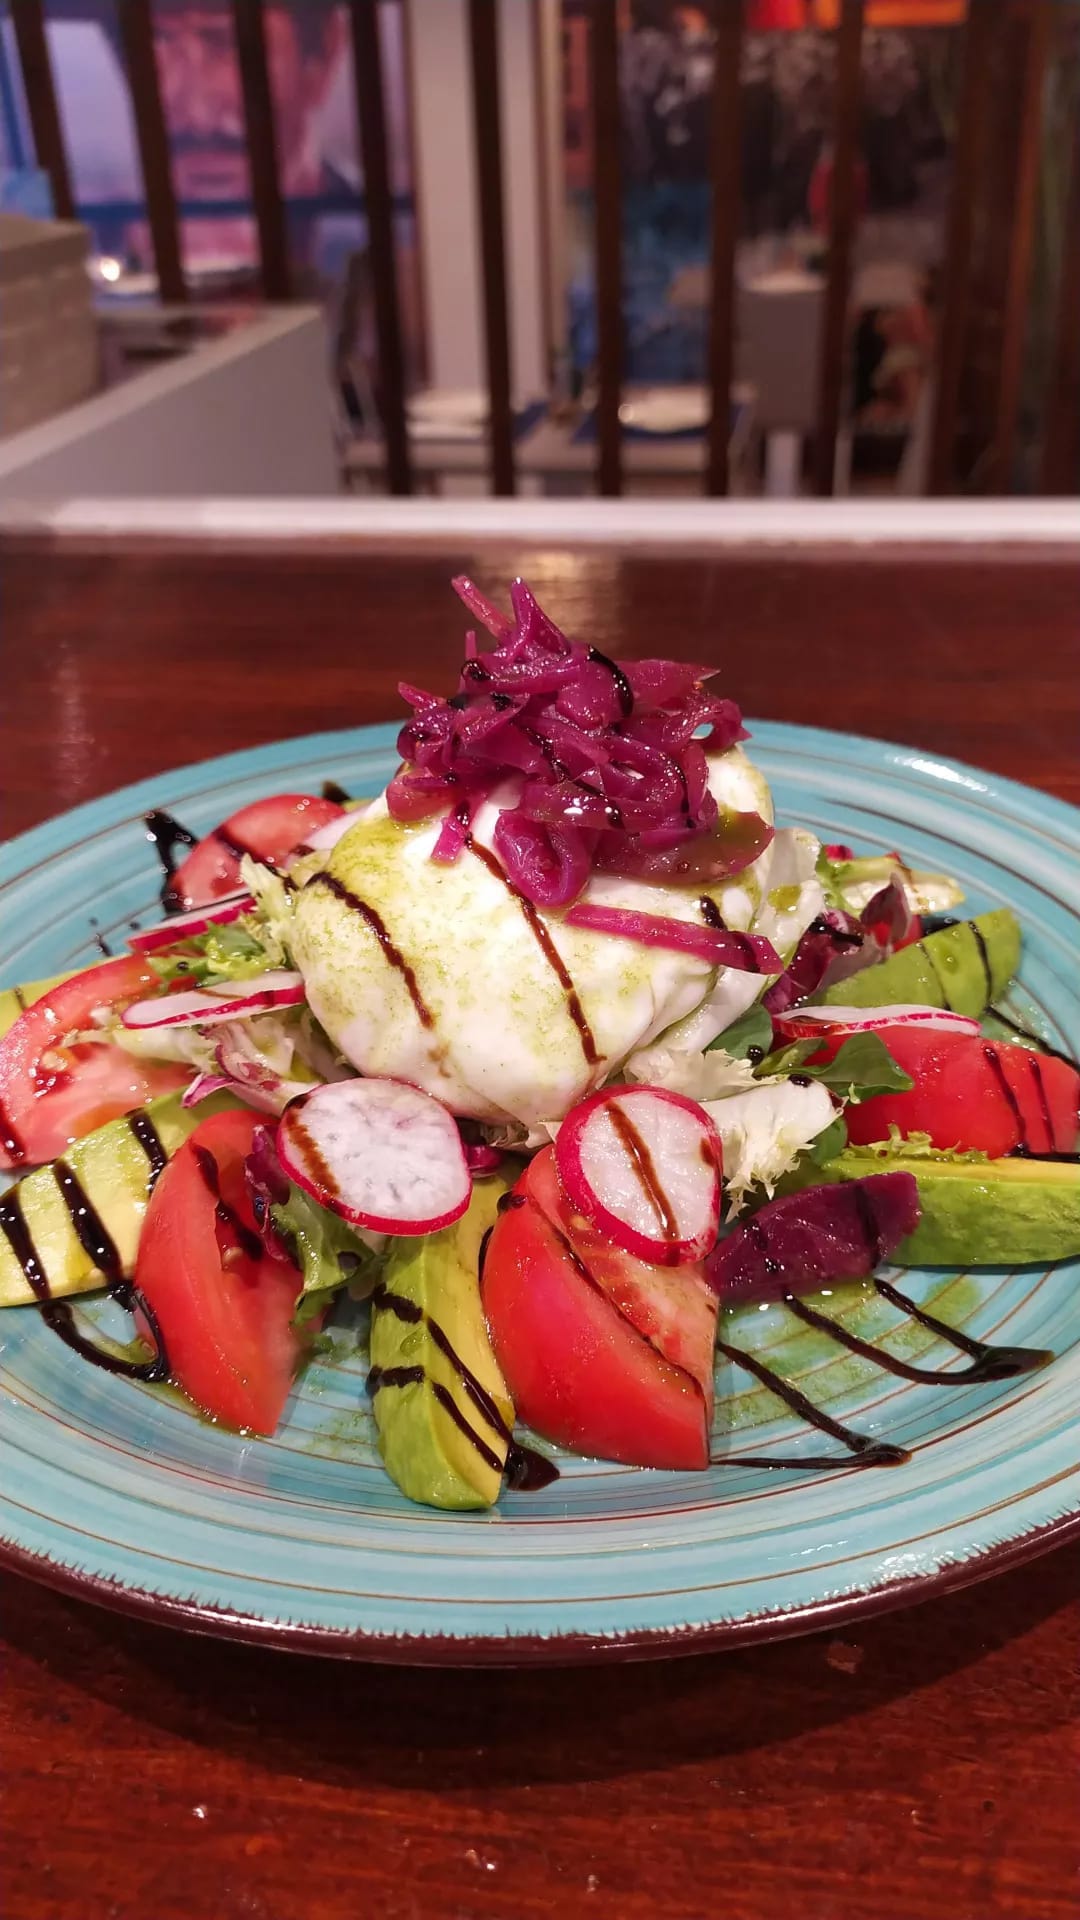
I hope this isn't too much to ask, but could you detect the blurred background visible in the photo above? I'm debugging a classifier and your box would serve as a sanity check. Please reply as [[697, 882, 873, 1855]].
[[0, 0, 1076, 503]]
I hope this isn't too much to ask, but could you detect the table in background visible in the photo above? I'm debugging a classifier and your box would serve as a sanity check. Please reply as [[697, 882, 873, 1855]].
[[1, 533, 1078, 1920]]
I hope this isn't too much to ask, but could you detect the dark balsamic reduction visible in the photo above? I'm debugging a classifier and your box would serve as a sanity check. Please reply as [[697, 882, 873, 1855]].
[[505, 1442, 560, 1490], [968, 920, 993, 1001], [465, 837, 600, 1065], [697, 894, 760, 971], [308, 871, 435, 1031], [714, 1336, 911, 1469], [983, 1044, 1026, 1143], [587, 647, 634, 717], [607, 1103, 679, 1252], [369, 1282, 523, 1485], [988, 1004, 1080, 1074], [0, 1109, 172, 1381], [191, 1142, 264, 1263], [144, 809, 198, 911]]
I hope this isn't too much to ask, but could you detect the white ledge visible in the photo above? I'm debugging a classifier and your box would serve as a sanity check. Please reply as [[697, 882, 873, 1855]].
[[1, 496, 1078, 546]]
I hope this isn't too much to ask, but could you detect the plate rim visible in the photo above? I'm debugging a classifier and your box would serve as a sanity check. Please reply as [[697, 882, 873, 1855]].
[[2, 719, 1079, 1663], [3, 1506, 1078, 1666]]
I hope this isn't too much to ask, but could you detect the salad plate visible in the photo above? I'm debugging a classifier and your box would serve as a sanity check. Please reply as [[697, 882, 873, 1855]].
[[1, 713, 1078, 1664]]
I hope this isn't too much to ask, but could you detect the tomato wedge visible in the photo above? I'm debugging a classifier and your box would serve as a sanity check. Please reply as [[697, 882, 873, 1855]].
[[481, 1147, 717, 1470], [135, 1107, 305, 1434], [0, 955, 188, 1170], [838, 1027, 1080, 1157], [166, 794, 345, 908]]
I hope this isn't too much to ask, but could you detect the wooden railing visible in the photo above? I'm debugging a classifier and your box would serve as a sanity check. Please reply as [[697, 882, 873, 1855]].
[[13, 0, 1080, 498]]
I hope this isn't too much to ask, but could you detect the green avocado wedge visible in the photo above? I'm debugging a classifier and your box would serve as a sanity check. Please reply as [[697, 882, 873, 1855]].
[[0, 969, 77, 1040], [0, 1089, 241, 1307], [784, 1146, 1080, 1267], [816, 909, 1020, 1017], [370, 1176, 516, 1511]]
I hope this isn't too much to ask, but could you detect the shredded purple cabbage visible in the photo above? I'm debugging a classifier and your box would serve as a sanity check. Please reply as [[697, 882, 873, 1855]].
[[706, 1173, 920, 1303], [386, 577, 757, 908]]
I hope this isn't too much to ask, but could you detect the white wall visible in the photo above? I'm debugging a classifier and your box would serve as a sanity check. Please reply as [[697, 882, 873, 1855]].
[[406, 0, 546, 400], [0, 308, 337, 500]]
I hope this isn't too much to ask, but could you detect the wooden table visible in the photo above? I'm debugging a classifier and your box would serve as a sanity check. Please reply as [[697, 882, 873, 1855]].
[[2, 532, 1078, 1920]]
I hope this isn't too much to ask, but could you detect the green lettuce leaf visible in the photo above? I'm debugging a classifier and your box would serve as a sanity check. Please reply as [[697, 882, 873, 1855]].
[[270, 1182, 382, 1299], [149, 917, 286, 990], [804, 1114, 848, 1165], [832, 1124, 990, 1165], [754, 1031, 915, 1102], [706, 1003, 772, 1059]]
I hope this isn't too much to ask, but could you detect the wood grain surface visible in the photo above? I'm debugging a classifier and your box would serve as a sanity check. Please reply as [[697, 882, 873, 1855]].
[[1, 534, 1078, 1920]]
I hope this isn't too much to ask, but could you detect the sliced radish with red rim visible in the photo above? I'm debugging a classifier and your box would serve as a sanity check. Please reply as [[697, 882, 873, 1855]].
[[277, 1078, 471, 1234], [121, 970, 306, 1029], [556, 1085, 722, 1267], [775, 1004, 980, 1043], [291, 811, 360, 857], [128, 891, 254, 954]]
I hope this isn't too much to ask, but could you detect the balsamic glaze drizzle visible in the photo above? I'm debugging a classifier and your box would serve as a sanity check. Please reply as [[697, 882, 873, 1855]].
[[607, 1103, 679, 1250], [369, 1282, 517, 1481], [306, 870, 435, 1031], [465, 837, 600, 1065], [987, 1004, 1080, 1074], [144, 809, 198, 911], [587, 647, 634, 717], [0, 1108, 172, 1381], [697, 894, 761, 971]]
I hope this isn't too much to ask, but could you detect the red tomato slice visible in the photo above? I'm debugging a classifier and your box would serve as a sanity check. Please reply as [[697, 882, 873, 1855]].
[[481, 1147, 717, 1470], [167, 794, 345, 908], [841, 1028, 1080, 1157], [135, 1107, 305, 1434], [0, 955, 189, 1170]]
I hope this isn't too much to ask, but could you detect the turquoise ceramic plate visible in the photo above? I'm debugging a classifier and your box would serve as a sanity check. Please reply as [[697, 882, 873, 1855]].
[[1, 723, 1078, 1663]]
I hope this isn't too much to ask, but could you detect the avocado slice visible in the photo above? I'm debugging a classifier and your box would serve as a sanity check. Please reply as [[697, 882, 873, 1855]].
[[816, 910, 1020, 1017], [0, 1089, 240, 1307], [370, 1177, 515, 1511], [0, 969, 76, 1040], [786, 1146, 1080, 1266]]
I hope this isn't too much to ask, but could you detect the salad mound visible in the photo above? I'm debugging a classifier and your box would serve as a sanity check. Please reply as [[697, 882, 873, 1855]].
[[0, 578, 1076, 1512]]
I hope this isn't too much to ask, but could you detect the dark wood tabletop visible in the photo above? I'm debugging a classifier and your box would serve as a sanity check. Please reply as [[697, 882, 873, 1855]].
[[2, 533, 1078, 1920]]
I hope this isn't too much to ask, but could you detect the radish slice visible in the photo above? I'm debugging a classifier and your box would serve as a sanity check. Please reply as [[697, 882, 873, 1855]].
[[277, 1079, 470, 1234], [555, 1086, 722, 1267], [128, 892, 254, 953], [292, 812, 359, 857], [122, 970, 306, 1030], [775, 1004, 981, 1041]]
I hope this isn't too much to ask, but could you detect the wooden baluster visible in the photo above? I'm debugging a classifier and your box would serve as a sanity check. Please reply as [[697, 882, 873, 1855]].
[[812, 0, 864, 499], [1041, 93, 1080, 493], [115, 0, 186, 303], [230, 0, 291, 299], [11, 0, 74, 220], [927, 0, 996, 496], [985, 0, 1053, 494], [467, 0, 515, 496], [705, 0, 744, 498], [348, 0, 412, 494], [591, 0, 623, 497]]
